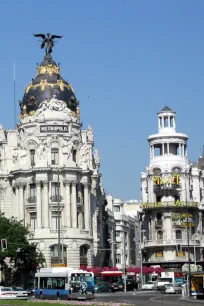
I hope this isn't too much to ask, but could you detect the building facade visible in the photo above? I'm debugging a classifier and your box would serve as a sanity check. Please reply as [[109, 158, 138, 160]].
[[141, 107, 204, 271], [0, 51, 107, 268], [106, 195, 140, 270]]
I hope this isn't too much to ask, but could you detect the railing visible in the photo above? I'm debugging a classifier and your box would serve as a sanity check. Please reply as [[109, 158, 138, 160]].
[[143, 239, 200, 247], [27, 196, 37, 203], [50, 195, 63, 202], [142, 201, 199, 209]]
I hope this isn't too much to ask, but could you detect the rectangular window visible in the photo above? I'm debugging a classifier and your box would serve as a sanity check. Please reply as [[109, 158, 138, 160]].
[[52, 215, 59, 230], [30, 184, 36, 197], [72, 150, 77, 162], [51, 182, 60, 202], [51, 148, 59, 165], [30, 150, 35, 166], [114, 206, 120, 212], [30, 214, 36, 231], [116, 254, 121, 264]]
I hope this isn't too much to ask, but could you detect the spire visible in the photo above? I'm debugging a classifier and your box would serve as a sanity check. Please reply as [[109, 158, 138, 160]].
[[158, 106, 175, 114]]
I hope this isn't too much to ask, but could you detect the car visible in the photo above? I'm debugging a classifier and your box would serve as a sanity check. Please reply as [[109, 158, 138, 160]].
[[12, 287, 28, 299], [164, 283, 182, 294], [111, 279, 138, 292], [142, 281, 155, 290], [27, 288, 35, 295], [94, 282, 112, 293], [0, 287, 16, 299]]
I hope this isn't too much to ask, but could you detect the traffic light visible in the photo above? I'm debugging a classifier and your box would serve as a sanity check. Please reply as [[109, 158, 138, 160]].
[[1, 239, 7, 250]]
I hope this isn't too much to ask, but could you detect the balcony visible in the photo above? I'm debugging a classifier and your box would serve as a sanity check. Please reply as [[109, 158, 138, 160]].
[[27, 197, 37, 203], [142, 201, 199, 210], [50, 195, 63, 202], [143, 239, 200, 248], [155, 221, 163, 228]]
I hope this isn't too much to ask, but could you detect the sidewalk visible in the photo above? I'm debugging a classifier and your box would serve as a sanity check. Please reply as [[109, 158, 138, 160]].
[[181, 297, 204, 304]]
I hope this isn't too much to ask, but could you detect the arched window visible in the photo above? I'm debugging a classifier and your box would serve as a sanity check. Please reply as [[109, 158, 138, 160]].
[[157, 231, 163, 240], [176, 230, 182, 240]]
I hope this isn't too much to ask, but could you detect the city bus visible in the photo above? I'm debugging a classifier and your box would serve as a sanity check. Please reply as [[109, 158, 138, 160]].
[[34, 267, 94, 300]]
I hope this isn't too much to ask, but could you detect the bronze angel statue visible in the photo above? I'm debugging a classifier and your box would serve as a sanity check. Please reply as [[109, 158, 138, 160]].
[[33, 33, 63, 55]]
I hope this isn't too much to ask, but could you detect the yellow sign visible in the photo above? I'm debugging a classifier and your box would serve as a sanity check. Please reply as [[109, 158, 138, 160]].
[[51, 264, 67, 267], [153, 175, 180, 185], [142, 201, 198, 209], [156, 251, 163, 257], [191, 277, 203, 296], [176, 251, 185, 257], [172, 213, 195, 227]]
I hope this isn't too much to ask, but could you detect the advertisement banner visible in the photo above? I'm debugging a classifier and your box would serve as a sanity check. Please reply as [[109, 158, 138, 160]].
[[156, 251, 163, 257], [191, 277, 203, 296], [172, 213, 195, 227]]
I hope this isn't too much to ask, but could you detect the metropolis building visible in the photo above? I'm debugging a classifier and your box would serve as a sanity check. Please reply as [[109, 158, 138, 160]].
[[0, 43, 107, 268], [141, 107, 204, 271]]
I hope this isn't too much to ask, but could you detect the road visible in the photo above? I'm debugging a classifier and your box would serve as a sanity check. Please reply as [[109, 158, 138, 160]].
[[94, 291, 203, 306]]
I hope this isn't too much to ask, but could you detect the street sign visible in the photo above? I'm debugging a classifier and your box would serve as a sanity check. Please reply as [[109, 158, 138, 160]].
[[1, 239, 7, 250]]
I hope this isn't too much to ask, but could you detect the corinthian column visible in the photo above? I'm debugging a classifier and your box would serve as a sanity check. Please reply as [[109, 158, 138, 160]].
[[36, 181, 42, 229], [71, 181, 77, 228], [64, 181, 71, 227], [19, 183, 24, 221], [84, 183, 90, 231], [43, 181, 49, 228], [15, 184, 19, 219]]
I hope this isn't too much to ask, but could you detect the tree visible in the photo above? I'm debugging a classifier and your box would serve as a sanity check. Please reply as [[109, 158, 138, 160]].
[[0, 213, 45, 287], [182, 263, 202, 274]]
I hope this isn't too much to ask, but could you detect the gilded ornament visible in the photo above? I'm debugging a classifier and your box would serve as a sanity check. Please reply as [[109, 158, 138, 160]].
[[37, 64, 60, 76], [25, 82, 33, 94], [40, 79, 48, 91], [22, 104, 27, 114], [76, 106, 80, 118]]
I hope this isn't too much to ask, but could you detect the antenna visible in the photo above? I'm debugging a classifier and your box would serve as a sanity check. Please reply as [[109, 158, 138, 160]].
[[203, 145, 204, 157], [13, 61, 16, 129]]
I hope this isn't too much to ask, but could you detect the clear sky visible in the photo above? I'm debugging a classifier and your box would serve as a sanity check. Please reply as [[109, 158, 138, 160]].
[[0, 0, 204, 200]]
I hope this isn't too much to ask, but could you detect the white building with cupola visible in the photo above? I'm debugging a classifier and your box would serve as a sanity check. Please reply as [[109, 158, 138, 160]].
[[0, 42, 108, 269], [141, 107, 204, 272]]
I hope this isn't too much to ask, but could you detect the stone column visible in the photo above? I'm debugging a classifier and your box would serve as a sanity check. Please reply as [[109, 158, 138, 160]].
[[19, 183, 24, 221], [84, 183, 90, 231], [43, 181, 49, 228], [167, 143, 170, 155], [64, 181, 71, 227], [71, 181, 77, 228], [36, 181, 42, 229], [150, 146, 152, 158], [168, 116, 170, 128], [15, 184, 19, 219], [179, 143, 181, 155], [162, 143, 164, 155]]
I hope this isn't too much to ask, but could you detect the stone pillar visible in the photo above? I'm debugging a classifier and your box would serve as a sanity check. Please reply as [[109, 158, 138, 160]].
[[162, 143, 164, 155], [84, 183, 90, 231], [179, 143, 181, 155], [36, 181, 42, 229], [167, 143, 170, 155], [15, 184, 19, 219], [71, 181, 77, 228], [168, 116, 170, 128], [164, 212, 172, 240], [150, 146, 152, 158], [64, 181, 71, 227], [19, 183, 24, 221], [152, 145, 154, 157], [43, 181, 49, 228]]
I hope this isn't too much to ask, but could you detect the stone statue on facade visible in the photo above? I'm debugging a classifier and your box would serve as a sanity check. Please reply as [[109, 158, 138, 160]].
[[37, 142, 46, 160], [0, 125, 5, 142], [33, 33, 63, 55], [79, 145, 90, 170], [94, 149, 100, 164], [87, 125, 94, 143]]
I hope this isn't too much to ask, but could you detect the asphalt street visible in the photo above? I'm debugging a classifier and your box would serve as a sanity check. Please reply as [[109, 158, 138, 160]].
[[94, 291, 203, 306]]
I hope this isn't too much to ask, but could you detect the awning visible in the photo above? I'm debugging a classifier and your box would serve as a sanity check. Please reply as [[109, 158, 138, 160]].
[[101, 271, 123, 276]]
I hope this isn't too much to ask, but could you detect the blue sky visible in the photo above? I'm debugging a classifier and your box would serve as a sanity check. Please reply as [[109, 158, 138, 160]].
[[1, 0, 204, 200]]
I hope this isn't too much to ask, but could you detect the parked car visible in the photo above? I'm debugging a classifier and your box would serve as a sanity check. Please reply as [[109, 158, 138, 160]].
[[27, 288, 35, 295], [94, 282, 112, 293], [142, 281, 155, 290], [12, 287, 28, 299], [164, 283, 182, 294], [111, 279, 138, 292], [0, 287, 16, 299]]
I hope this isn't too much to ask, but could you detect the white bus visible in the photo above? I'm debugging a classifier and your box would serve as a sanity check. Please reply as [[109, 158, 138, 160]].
[[35, 267, 94, 300]]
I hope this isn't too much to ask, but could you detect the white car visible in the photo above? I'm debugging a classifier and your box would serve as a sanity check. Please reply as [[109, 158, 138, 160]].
[[142, 282, 155, 290], [0, 287, 16, 299], [12, 287, 28, 299], [164, 283, 182, 294]]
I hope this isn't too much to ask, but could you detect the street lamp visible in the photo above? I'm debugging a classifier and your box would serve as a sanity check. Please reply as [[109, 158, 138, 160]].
[[137, 226, 146, 288]]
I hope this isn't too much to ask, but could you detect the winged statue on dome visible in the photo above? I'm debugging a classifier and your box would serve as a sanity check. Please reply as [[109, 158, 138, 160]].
[[33, 33, 63, 55]]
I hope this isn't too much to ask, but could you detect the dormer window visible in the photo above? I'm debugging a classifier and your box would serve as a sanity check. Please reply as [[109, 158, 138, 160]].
[[51, 148, 59, 165]]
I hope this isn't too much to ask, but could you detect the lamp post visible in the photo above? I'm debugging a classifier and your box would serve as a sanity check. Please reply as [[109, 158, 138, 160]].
[[137, 226, 146, 288], [57, 168, 61, 264], [193, 233, 199, 266]]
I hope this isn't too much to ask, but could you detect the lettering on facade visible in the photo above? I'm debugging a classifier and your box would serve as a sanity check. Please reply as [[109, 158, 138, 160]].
[[142, 201, 198, 209], [152, 175, 180, 185], [51, 263, 67, 267], [161, 263, 183, 268], [40, 125, 69, 133]]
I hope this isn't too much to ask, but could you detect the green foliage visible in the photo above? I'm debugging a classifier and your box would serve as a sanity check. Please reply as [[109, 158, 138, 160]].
[[0, 213, 45, 285]]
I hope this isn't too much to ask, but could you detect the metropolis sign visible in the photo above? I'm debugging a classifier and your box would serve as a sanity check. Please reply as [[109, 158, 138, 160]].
[[40, 125, 69, 133]]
